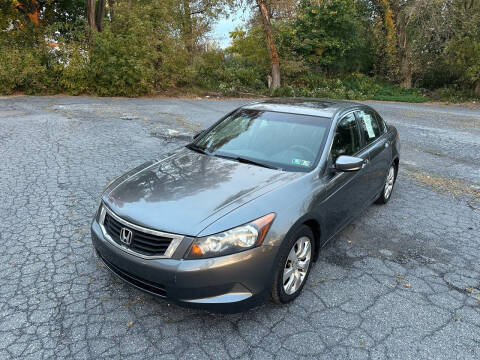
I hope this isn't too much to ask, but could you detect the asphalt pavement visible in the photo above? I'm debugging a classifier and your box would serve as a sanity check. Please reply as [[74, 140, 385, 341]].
[[0, 96, 479, 359]]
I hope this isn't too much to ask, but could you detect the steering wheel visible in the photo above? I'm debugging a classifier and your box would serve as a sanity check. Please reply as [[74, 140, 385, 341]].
[[288, 145, 316, 160]]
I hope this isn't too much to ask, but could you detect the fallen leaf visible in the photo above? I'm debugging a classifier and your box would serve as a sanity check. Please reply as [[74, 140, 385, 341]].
[[100, 297, 110, 302], [311, 277, 335, 286], [125, 296, 144, 307], [403, 283, 411, 288], [126, 321, 134, 328]]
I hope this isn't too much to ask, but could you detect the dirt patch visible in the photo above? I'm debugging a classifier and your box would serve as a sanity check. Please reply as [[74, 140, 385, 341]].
[[447, 119, 479, 128], [406, 170, 480, 201]]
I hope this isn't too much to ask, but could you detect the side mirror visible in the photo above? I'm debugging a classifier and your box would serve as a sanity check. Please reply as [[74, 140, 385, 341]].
[[193, 130, 204, 140], [334, 155, 364, 172]]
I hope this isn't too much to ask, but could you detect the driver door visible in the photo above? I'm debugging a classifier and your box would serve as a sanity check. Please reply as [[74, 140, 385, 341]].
[[320, 112, 371, 239]]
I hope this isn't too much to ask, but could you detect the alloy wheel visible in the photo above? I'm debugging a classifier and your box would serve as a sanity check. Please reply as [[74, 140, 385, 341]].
[[384, 166, 395, 199], [283, 236, 312, 295]]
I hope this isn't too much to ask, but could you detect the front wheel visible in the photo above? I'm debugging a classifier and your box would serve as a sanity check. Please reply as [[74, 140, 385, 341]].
[[376, 164, 396, 204], [271, 225, 314, 304]]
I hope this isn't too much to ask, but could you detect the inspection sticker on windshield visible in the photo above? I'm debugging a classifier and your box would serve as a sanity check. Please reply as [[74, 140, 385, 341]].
[[292, 158, 311, 167]]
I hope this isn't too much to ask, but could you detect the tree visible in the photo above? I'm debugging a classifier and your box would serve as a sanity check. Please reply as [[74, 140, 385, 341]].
[[385, 0, 417, 88], [256, 0, 281, 88], [444, 0, 480, 95], [174, 0, 234, 55], [229, 27, 269, 69], [294, 0, 367, 74], [85, 0, 106, 32]]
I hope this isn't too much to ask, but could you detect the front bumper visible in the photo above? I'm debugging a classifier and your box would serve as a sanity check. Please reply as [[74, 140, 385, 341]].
[[91, 219, 278, 312]]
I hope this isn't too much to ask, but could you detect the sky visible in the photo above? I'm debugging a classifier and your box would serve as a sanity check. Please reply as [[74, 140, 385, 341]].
[[209, 8, 251, 48]]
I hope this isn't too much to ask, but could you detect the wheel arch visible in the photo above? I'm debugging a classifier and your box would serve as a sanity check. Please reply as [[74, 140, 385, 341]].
[[282, 214, 323, 263]]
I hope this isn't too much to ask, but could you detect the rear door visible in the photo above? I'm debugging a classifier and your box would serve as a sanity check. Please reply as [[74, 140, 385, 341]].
[[355, 109, 392, 200]]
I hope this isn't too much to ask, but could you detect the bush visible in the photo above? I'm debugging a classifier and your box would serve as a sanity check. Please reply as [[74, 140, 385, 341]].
[[59, 46, 89, 95], [194, 50, 228, 89], [429, 87, 479, 103], [0, 48, 23, 94], [88, 28, 155, 96], [0, 45, 51, 94]]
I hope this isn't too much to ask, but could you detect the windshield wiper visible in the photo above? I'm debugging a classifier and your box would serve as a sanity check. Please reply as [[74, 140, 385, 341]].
[[215, 154, 279, 170], [186, 143, 209, 155]]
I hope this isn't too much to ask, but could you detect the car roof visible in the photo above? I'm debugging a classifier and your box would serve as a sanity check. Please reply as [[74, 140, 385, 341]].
[[241, 98, 364, 119]]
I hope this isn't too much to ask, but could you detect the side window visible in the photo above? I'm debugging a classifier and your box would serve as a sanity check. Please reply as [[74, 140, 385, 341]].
[[357, 110, 382, 145], [374, 112, 387, 133], [331, 113, 361, 161]]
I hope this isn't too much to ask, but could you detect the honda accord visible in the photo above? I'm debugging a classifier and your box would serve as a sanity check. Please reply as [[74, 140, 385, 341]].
[[91, 99, 400, 312]]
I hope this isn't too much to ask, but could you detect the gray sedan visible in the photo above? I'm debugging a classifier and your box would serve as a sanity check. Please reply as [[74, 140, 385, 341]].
[[91, 98, 400, 312]]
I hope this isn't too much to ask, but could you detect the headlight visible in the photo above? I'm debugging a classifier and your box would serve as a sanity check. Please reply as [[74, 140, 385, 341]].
[[185, 213, 275, 259]]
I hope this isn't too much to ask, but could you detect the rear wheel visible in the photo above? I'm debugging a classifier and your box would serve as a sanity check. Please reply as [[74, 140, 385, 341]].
[[376, 164, 396, 204], [271, 225, 314, 304]]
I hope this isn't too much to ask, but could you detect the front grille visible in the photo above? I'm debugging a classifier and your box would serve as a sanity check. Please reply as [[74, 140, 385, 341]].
[[103, 212, 173, 257], [98, 251, 167, 297]]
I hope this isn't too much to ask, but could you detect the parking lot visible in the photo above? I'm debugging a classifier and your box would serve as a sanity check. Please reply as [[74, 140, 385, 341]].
[[0, 96, 479, 359]]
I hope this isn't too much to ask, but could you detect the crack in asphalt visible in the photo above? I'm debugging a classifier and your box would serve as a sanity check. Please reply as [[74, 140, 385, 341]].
[[0, 97, 479, 360]]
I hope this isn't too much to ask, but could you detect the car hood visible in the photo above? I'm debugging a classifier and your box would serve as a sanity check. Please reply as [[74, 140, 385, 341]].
[[103, 148, 301, 236]]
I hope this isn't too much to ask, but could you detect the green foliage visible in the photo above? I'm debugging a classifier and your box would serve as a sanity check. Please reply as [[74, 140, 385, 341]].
[[273, 73, 425, 102], [228, 27, 269, 71], [193, 49, 267, 93], [445, 38, 480, 88], [0, 47, 46, 94], [0, 28, 57, 95], [193, 49, 228, 89], [0, 0, 478, 102], [430, 87, 479, 103], [294, 0, 367, 73], [59, 45, 90, 95], [88, 31, 155, 96]]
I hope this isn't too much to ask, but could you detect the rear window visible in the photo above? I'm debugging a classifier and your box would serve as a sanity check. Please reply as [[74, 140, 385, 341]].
[[375, 112, 387, 133], [356, 110, 382, 145]]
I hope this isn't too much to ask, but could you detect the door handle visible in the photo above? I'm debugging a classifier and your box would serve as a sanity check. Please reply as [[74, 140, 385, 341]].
[[385, 142, 390, 148]]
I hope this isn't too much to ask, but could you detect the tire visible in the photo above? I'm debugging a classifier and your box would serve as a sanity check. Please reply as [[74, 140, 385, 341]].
[[376, 164, 396, 204], [271, 225, 315, 304]]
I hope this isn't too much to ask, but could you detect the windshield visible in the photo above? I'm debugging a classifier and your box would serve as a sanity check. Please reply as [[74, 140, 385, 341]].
[[193, 109, 331, 172]]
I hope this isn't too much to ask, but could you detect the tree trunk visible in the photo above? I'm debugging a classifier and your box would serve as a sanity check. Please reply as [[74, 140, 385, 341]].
[[399, 62, 412, 88], [396, 10, 412, 88], [398, 32, 412, 88], [86, 0, 106, 32], [86, 0, 96, 30], [107, 0, 115, 21], [95, 0, 106, 32], [377, 0, 398, 80], [182, 0, 194, 55], [475, 80, 480, 97], [256, 0, 281, 89]]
